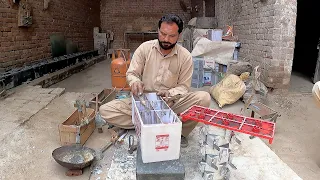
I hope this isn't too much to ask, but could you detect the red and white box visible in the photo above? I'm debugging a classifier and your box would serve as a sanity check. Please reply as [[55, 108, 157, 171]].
[[132, 93, 182, 163]]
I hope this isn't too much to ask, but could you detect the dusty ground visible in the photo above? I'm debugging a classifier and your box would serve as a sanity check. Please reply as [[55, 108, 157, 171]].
[[50, 60, 320, 180], [0, 59, 319, 180], [265, 93, 320, 180], [265, 71, 320, 180], [0, 88, 300, 180], [0, 89, 117, 180], [49, 58, 112, 93]]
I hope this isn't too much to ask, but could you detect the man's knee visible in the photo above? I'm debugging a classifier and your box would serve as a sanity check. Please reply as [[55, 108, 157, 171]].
[[99, 103, 109, 115], [99, 101, 119, 118], [194, 91, 211, 107]]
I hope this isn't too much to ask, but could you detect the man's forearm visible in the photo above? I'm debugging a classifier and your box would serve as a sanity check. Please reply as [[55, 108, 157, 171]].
[[126, 45, 145, 87], [126, 73, 141, 87]]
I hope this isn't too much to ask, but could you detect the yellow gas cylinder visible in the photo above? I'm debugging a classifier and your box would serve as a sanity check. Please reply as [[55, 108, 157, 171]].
[[111, 49, 131, 91]]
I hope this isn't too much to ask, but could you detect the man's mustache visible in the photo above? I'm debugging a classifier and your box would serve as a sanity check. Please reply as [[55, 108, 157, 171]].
[[160, 41, 172, 45]]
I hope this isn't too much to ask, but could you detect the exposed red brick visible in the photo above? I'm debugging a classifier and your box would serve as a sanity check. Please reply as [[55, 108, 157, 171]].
[[100, 0, 191, 51], [0, 0, 101, 69], [215, 0, 296, 88]]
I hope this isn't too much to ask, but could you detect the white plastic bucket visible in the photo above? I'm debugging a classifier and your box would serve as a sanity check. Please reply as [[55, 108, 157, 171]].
[[208, 29, 223, 41]]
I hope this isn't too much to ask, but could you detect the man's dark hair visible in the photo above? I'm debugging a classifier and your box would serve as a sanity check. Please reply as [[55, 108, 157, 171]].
[[158, 14, 184, 34]]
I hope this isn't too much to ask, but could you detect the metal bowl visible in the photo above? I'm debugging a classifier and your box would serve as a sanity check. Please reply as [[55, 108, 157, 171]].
[[52, 145, 96, 170]]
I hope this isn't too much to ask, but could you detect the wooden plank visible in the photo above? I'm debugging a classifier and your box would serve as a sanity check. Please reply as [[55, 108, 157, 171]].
[[59, 124, 78, 133], [62, 111, 78, 125], [80, 124, 88, 135], [79, 108, 95, 134], [66, 133, 77, 145], [81, 119, 96, 145], [89, 88, 118, 109], [99, 89, 117, 105], [60, 132, 76, 145], [61, 133, 70, 145], [58, 127, 67, 144], [59, 108, 96, 145]]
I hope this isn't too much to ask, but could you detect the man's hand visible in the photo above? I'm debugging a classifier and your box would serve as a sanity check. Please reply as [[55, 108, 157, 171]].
[[156, 90, 170, 98], [157, 90, 173, 107], [131, 81, 144, 96]]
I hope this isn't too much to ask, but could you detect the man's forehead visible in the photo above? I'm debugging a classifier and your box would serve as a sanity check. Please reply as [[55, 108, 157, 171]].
[[159, 22, 179, 34]]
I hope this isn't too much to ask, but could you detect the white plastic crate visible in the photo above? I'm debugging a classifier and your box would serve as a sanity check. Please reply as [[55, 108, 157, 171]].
[[193, 57, 204, 71], [192, 70, 204, 88], [131, 93, 182, 163]]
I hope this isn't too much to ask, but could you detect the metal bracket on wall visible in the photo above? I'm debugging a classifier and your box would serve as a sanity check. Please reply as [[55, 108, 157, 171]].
[[18, 2, 33, 27], [43, 0, 51, 10]]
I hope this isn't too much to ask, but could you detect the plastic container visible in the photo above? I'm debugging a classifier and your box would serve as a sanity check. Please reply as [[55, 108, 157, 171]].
[[180, 105, 276, 144], [192, 57, 205, 88], [208, 29, 223, 41], [193, 57, 204, 71], [192, 71, 204, 88], [203, 69, 214, 86], [132, 93, 182, 163], [203, 68, 224, 86]]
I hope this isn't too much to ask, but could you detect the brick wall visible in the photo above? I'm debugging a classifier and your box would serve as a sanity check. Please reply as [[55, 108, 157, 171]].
[[0, 0, 100, 69], [100, 0, 191, 52], [215, 0, 297, 88]]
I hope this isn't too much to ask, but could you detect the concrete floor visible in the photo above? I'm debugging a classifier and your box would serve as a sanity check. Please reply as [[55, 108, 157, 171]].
[[289, 71, 315, 93], [265, 94, 320, 179], [50, 58, 112, 93], [50, 59, 320, 179], [0, 59, 319, 179]]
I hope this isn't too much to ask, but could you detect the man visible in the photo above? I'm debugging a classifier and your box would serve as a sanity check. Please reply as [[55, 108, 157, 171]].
[[99, 14, 211, 147]]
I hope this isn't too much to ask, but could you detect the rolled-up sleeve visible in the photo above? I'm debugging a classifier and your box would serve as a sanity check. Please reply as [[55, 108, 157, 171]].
[[126, 46, 145, 87], [168, 55, 193, 96]]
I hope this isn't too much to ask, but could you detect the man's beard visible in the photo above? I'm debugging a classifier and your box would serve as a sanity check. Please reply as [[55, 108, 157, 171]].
[[158, 39, 176, 50]]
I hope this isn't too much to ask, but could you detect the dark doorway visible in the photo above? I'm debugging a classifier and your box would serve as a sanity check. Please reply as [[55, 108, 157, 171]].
[[292, 0, 320, 83], [190, 0, 215, 18]]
